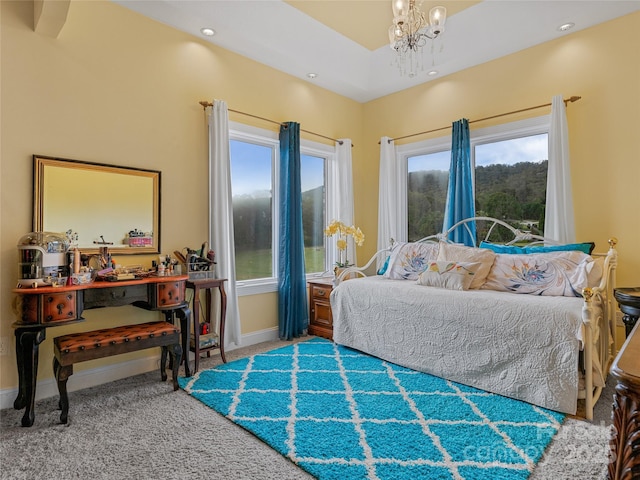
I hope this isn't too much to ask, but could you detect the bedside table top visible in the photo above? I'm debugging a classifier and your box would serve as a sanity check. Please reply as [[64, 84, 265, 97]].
[[308, 277, 334, 287]]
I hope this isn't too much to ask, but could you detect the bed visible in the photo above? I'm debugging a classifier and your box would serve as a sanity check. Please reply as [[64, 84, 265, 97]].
[[330, 217, 618, 419]]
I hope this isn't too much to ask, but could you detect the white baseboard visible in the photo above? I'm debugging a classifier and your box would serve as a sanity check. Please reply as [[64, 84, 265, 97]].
[[0, 327, 279, 411]]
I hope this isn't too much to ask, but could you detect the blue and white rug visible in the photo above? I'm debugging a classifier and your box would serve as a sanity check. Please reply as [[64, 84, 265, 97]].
[[178, 337, 564, 480]]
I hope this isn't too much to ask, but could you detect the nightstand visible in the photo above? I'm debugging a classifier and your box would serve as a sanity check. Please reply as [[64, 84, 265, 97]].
[[308, 278, 334, 340]]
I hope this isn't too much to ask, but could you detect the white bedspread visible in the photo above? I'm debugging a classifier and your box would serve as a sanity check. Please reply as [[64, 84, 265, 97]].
[[331, 276, 587, 414]]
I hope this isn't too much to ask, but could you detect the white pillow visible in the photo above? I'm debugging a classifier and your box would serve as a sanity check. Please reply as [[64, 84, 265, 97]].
[[586, 256, 605, 288], [481, 251, 591, 297], [437, 242, 496, 289], [416, 261, 482, 291], [383, 242, 440, 280]]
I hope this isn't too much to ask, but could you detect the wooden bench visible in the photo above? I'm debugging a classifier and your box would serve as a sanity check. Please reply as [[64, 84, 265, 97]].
[[53, 321, 182, 424]]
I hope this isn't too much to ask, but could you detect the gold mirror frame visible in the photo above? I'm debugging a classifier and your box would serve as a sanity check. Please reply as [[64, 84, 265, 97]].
[[33, 155, 161, 255]]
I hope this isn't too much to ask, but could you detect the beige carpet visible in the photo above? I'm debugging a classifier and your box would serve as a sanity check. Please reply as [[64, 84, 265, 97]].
[[0, 337, 612, 479]]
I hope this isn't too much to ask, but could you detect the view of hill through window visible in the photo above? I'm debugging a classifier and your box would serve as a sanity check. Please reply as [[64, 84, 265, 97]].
[[230, 133, 548, 280], [408, 133, 548, 242]]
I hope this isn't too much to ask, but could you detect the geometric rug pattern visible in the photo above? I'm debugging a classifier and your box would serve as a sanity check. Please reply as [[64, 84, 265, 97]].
[[178, 337, 565, 480]]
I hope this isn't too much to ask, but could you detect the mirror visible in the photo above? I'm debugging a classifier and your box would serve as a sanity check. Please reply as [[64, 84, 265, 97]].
[[33, 155, 161, 255]]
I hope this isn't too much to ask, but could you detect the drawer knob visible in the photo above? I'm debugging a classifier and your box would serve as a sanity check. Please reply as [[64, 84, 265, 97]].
[[317, 289, 326, 296]]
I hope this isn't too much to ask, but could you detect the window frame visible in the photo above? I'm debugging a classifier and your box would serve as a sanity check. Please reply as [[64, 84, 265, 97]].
[[397, 115, 550, 242], [228, 121, 337, 296]]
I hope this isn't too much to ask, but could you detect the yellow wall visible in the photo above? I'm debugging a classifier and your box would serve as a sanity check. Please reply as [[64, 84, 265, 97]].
[[359, 12, 640, 285], [1, 0, 639, 395], [0, 0, 362, 391]]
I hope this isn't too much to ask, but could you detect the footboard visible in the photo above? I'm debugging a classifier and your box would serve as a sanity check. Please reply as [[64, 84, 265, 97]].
[[580, 238, 618, 420]]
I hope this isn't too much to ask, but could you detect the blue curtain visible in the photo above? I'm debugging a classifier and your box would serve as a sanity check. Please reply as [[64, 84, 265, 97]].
[[443, 118, 476, 246], [278, 122, 309, 340]]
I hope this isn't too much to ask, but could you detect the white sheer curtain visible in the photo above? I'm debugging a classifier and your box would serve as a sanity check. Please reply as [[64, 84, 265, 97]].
[[208, 100, 241, 347], [377, 136, 400, 269], [545, 95, 576, 242], [333, 139, 357, 264]]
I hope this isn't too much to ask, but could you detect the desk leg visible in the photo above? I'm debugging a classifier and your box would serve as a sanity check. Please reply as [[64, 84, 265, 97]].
[[174, 305, 192, 377], [14, 328, 46, 427]]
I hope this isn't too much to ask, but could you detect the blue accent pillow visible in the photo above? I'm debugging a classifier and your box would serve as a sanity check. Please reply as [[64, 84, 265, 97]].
[[377, 255, 390, 275], [479, 241, 595, 255]]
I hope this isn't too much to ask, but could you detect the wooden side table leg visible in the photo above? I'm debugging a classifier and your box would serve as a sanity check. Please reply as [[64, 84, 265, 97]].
[[219, 283, 227, 363], [622, 313, 639, 338], [203, 287, 212, 363], [193, 285, 201, 374]]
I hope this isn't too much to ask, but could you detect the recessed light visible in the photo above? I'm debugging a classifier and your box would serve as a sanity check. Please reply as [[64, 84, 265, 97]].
[[307, 73, 318, 79], [200, 28, 215, 36], [427, 70, 439, 76], [558, 22, 575, 32]]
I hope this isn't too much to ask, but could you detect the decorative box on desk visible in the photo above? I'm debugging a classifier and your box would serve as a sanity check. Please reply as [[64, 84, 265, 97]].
[[308, 278, 334, 340]]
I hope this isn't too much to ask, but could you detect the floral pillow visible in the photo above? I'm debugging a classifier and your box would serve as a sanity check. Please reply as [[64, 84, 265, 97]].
[[436, 242, 496, 289], [383, 242, 440, 280], [481, 250, 591, 297], [416, 261, 481, 291]]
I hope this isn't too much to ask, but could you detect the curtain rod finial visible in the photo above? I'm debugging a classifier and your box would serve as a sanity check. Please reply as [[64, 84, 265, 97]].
[[568, 96, 581, 103], [199, 101, 212, 109]]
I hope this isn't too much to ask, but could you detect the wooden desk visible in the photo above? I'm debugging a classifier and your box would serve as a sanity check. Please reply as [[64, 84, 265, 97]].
[[11, 275, 191, 427], [608, 322, 640, 479], [186, 278, 227, 373]]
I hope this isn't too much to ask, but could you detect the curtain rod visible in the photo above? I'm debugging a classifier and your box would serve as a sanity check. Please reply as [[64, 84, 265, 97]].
[[385, 95, 582, 144], [198, 101, 349, 146]]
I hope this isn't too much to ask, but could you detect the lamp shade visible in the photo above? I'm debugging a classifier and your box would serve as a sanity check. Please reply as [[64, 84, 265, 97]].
[[392, 0, 409, 18], [429, 6, 446, 27]]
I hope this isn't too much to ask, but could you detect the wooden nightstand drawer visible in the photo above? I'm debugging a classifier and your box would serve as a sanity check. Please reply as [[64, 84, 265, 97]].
[[308, 279, 334, 340], [311, 284, 331, 300]]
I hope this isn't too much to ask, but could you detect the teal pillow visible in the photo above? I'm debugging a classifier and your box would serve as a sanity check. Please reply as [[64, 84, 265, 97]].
[[377, 255, 390, 275], [479, 241, 595, 255]]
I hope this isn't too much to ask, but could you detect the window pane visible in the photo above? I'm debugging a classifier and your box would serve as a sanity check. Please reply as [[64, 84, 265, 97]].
[[230, 140, 273, 280], [475, 133, 548, 239], [407, 151, 450, 241], [301, 154, 325, 273]]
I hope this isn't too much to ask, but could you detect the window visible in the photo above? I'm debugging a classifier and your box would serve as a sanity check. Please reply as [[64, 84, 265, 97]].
[[398, 116, 549, 242], [229, 122, 334, 295], [230, 139, 274, 281], [407, 151, 449, 241], [475, 133, 548, 236], [301, 154, 326, 273]]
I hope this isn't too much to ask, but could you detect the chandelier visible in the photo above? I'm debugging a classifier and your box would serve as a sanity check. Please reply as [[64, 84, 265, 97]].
[[389, 0, 447, 77]]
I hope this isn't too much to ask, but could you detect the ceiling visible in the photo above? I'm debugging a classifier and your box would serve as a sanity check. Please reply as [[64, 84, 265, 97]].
[[114, 0, 640, 103]]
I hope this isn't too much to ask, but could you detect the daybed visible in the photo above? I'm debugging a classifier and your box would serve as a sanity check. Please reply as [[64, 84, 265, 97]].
[[330, 217, 617, 419]]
